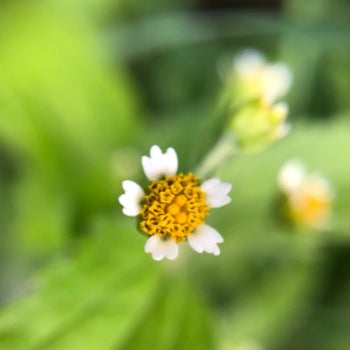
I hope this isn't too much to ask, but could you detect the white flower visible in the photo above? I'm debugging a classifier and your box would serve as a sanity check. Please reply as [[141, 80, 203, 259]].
[[233, 49, 292, 104], [278, 160, 334, 229], [119, 145, 232, 260], [262, 63, 292, 104]]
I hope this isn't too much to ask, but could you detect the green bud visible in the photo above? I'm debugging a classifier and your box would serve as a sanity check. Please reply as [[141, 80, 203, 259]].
[[228, 100, 289, 153]]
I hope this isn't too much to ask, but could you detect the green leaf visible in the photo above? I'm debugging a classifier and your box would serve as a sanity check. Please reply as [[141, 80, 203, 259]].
[[120, 281, 215, 350], [0, 2, 140, 217], [0, 217, 160, 349]]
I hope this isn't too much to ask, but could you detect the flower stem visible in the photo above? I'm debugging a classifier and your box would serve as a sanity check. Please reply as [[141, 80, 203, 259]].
[[195, 131, 237, 178]]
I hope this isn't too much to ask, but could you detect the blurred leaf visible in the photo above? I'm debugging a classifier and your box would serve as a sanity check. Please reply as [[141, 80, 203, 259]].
[[120, 281, 215, 350], [0, 2, 140, 213], [0, 2, 144, 259], [220, 262, 315, 350], [0, 217, 160, 349], [274, 240, 350, 350], [45, 0, 121, 22], [11, 169, 71, 253], [0, 215, 215, 350]]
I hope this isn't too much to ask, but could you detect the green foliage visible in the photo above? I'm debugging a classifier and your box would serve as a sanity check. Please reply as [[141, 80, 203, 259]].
[[0, 1, 350, 349], [0, 2, 140, 251], [0, 217, 215, 350]]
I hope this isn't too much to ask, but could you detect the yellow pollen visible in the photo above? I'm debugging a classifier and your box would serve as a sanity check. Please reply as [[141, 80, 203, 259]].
[[140, 173, 209, 242]]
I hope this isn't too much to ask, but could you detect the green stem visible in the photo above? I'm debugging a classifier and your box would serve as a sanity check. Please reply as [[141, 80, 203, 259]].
[[195, 131, 237, 178]]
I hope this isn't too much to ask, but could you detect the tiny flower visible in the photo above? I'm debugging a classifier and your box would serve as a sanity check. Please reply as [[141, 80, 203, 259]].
[[278, 160, 334, 230], [222, 49, 292, 154], [231, 49, 292, 104], [119, 145, 232, 261]]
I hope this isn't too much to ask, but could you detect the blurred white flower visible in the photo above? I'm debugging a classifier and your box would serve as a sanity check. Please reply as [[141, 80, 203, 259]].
[[233, 49, 292, 104], [278, 160, 334, 229], [119, 145, 231, 260], [225, 49, 292, 153]]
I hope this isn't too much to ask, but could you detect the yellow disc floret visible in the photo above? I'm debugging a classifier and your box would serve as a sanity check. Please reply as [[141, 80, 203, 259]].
[[140, 173, 209, 242]]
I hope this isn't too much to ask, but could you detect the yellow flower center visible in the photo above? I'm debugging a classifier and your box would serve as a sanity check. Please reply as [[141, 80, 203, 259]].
[[286, 184, 331, 228], [140, 173, 209, 242]]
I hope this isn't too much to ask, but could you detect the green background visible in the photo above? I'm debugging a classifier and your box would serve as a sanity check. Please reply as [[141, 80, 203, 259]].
[[0, 0, 349, 349]]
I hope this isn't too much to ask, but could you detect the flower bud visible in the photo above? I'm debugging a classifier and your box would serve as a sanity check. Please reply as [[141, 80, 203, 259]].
[[228, 100, 289, 153], [222, 49, 292, 153]]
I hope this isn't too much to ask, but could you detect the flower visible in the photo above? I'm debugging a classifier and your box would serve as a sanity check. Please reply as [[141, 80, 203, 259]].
[[223, 49, 292, 154], [119, 145, 232, 260], [278, 160, 334, 230], [228, 101, 290, 153], [231, 49, 292, 104]]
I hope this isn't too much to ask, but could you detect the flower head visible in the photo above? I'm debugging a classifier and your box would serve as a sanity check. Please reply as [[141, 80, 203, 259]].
[[119, 145, 232, 260], [223, 49, 292, 154], [231, 49, 292, 104], [228, 101, 289, 153], [278, 160, 334, 230]]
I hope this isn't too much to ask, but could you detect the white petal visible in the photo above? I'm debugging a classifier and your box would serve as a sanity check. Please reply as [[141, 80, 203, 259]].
[[262, 63, 292, 103], [234, 49, 265, 78], [201, 178, 232, 208], [141, 145, 178, 180], [278, 160, 305, 194], [188, 224, 224, 256], [118, 180, 144, 217], [144, 235, 179, 261], [163, 147, 178, 177], [273, 102, 289, 118], [150, 144, 163, 159], [141, 156, 157, 181]]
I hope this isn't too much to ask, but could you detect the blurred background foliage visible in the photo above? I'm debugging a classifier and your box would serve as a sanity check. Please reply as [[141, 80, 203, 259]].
[[0, 0, 349, 349]]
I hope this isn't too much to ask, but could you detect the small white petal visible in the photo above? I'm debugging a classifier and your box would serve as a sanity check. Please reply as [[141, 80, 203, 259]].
[[234, 49, 265, 78], [119, 204, 141, 217], [141, 145, 178, 180], [144, 235, 179, 261], [118, 180, 144, 217], [150, 145, 163, 159], [201, 178, 232, 208], [122, 180, 143, 194], [142, 156, 158, 181], [163, 147, 178, 177], [188, 224, 224, 256], [262, 63, 292, 103], [278, 160, 305, 194]]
